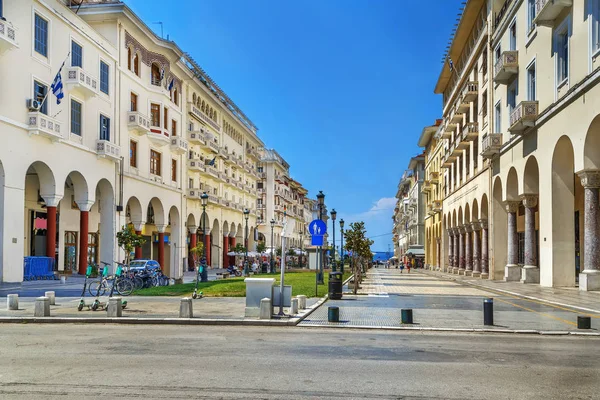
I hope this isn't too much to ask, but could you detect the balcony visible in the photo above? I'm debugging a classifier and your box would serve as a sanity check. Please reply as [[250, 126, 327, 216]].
[[170, 136, 188, 155], [187, 159, 206, 172], [432, 200, 442, 213], [259, 172, 267, 179], [187, 130, 207, 145], [450, 110, 462, 124], [206, 165, 219, 179], [246, 147, 261, 160], [64, 67, 98, 98], [494, 51, 518, 85], [456, 95, 469, 114], [207, 139, 219, 154], [460, 122, 479, 142], [427, 203, 436, 216], [147, 128, 170, 147], [187, 102, 221, 132], [207, 194, 220, 205], [421, 180, 432, 193], [429, 171, 439, 184], [509, 101, 538, 134], [127, 112, 150, 135], [534, 0, 572, 27], [463, 81, 478, 102], [257, 188, 265, 195], [27, 112, 62, 141], [0, 19, 18, 52], [481, 133, 503, 159], [275, 205, 284, 212], [441, 151, 456, 168], [442, 121, 457, 139], [187, 189, 201, 200], [95, 140, 120, 162], [219, 147, 229, 159]]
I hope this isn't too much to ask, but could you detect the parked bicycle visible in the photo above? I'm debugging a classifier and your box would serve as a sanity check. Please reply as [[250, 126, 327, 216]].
[[88, 261, 134, 296]]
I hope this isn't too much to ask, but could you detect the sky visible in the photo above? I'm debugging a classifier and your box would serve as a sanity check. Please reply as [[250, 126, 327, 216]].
[[123, 0, 461, 252]]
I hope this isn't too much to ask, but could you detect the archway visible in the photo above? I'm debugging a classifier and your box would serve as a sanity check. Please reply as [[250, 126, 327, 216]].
[[492, 177, 507, 280], [521, 156, 540, 283], [147, 197, 166, 269], [505, 167, 519, 201], [63, 171, 93, 275], [186, 213, 197, 271], [96, 179, 115, 273], [168, 206, 181, 278], [222, 220, 230, 270], [211, 218, 221, 268]]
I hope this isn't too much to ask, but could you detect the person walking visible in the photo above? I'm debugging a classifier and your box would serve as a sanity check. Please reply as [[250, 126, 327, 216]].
[[407, 260, 412, 274], [400, 263, 404, 273]]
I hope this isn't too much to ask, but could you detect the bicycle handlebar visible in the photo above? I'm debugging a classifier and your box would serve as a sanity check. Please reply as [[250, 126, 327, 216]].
[[101, 261, 110, 266]]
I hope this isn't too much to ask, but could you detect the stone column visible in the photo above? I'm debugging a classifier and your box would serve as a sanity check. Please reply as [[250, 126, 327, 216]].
[[458, 226, 466, 274], [206, 234, 212, 267], [521, 195, 540, 283], [437, 238, 441, 271], [453, 228, 460, 273], [157, 225, 167, 271], [446, 229, 453, 272], [577, 171, 600, 291], [223, 234, 229, 270], [42, 196, 62, 260], [465, 224, 473, 276], [471, 221, 481, 278], [77, 201, 94, 275], [504, 201, 521, 281], [480, 219, 489, 279]]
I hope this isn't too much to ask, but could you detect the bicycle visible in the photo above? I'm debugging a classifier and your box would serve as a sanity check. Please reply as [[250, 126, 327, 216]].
[[89, 262, 134, 296]]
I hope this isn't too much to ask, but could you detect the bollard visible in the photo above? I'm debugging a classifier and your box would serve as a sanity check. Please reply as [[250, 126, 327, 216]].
[[401, 308, 413, 324], [45, 291, 56, 306], [290, 298, 299, 315], [483, 298, 494, 326], [107, 297, 123, 317], [328, 306, 340, 322], [60, 276, 67, 284], [577, 316, 591, 330], [34, 297, 50, 317], [297, 295, 307, 310], [259, 298, 272, 319], [7, 294, 18, 310], [179, 297, 193, 318]]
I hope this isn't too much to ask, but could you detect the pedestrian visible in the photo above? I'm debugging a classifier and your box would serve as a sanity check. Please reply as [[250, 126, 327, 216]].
[[407, 260, 412, 273], [400, 263, 404, 273]]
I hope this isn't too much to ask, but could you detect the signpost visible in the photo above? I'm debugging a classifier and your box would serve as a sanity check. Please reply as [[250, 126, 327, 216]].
[[309, 219, 327, 295]]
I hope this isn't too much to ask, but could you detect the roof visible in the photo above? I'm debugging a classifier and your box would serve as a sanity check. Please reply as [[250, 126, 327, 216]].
[[408, 154, 425, 170], [417, 120, 443, 148], [261, 149, 290, 169]]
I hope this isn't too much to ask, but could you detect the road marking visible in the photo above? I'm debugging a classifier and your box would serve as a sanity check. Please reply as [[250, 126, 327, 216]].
[[493, 297, 577, 327]]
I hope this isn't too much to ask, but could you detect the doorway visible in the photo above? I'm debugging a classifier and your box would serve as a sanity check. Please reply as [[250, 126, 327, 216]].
[[64, 231, 78, 273]]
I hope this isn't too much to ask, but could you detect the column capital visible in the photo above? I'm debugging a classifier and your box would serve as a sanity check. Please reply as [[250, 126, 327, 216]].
[[156, 224, 167, 233], [76, 200, 94, 212], [458, 225, 466, 234], [577, 169, 600, 188], [464, 224, 473, 233], [471, 221, 482, 231], [42, 195, 63, 208], [521, 194, 538, 209], [132, 221, 144, 232], [504, 201, 520, 213], [479, 219, 488, 228], [188, 225, 198, 234]]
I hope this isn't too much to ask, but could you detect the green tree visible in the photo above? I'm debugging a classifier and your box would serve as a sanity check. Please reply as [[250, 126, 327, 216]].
[[256, 242, 267, 254], [232, 243, 247, 254], [343, 221, 373, 294], [116, 225, 146, 266], [190, 242, 204, 268], [276, 247, 282, 257]]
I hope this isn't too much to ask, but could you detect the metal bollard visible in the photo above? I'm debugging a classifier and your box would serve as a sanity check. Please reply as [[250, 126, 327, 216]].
[[483, 298, 494, 326], [328, 306, 340, 322], [401, 308, 413, 324], [577, 316, 591, 329]]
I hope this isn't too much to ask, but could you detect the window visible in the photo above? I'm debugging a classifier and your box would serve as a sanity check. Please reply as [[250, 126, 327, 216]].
[[99, 115, 110, 140], [71, 41, 82, 68], [556, 22, 569, 83], [473, 139, 478, 170], [527, 0, 536, 33], [509, 21, 517, 51], [133, 53, 139, 76], [482, 50, 488, 77], [593, 0, 600, 53], [171, 159, 177, 182], [171, 120, 177, 137], [70, 99, 82, 136], [173, 87, 179, 106], [34, 14, 48, 57], [163, 107, 168, 130], [34, 81, 48, 115], [151, 63, 161, 86], [495, 102, 501, 133], [130, 92, 137, 112], [527, 62, 536, 101], [188, 178, 193, 189], [87, 233, 98, 264], [150, 103, 160, 127], [150, 150, 161, 176], [130, 140, 137, 168], [0, 0, 3, 19], [495, 45, 501, 63], [100, 61, 109, 94], [507, 81, 517, 114], [127, 47, 132, 70]]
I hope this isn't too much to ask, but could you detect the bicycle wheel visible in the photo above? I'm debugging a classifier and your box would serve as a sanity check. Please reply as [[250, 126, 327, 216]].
[[116, 279, 133, 296], [160, 276, 169, 286], [133, 276, 144, 291], [151, 277, 159, 287], [88, 280, 106, 297]]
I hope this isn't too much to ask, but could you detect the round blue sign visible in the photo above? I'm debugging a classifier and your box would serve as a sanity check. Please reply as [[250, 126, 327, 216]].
[[309, 219, 327, 236]]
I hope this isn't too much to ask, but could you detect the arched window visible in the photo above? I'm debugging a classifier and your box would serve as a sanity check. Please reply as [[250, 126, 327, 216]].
[[192, 93, 197, 104], [173, 87, 179, 106], [201, 100, 205, 112], [151, 63, 161, 86], [127, 47, 132, 70], [133, 53, 139, 76]]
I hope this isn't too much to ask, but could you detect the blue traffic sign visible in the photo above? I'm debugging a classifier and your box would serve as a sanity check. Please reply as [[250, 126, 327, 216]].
[[311, 235, 324, 246], [309, 220, 327, 236]]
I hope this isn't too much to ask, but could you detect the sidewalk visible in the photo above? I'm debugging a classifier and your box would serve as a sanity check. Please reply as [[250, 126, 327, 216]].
[[420, 269, 600, 313]]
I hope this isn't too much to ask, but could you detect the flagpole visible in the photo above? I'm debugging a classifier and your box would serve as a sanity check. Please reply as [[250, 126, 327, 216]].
[[39, 51, 71, 111]]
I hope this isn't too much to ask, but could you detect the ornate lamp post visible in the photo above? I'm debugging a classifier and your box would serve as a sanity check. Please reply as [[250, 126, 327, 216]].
[[316, 190, 325, 284], [299, 230, 303, 269], [243, 208, 250, 276], [339, 218, 345, 274], [200, 192, 209, 282], [270, 218, 275, 273], [330, 209, 337, 272]]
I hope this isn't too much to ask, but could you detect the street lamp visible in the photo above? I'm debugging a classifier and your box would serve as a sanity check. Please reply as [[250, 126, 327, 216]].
[[270, 218, 275, 273], [299, 230, 303, 269], [316, 190, 325, 284], [243, 208, 250, 276], [200, 192, 209, 282], [339, 218, 345, 274], [330, 209, 337, 272]]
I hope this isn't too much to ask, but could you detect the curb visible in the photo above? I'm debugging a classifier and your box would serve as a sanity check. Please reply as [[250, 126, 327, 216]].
[[420, 269, 600, 315], [290, 274, 354, 325], [0, 316, 298, 326]]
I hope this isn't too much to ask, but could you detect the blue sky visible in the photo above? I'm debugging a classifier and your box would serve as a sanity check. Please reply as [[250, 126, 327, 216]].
[[124, 0, 460, 252]]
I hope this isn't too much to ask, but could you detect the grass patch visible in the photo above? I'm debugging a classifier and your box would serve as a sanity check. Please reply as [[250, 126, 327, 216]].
[[135, 270, 352, 298]]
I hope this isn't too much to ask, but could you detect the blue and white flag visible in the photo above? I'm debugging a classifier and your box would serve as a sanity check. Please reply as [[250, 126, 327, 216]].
[[50, 60, 66, 105], [448, 57, 454, 72], [167, 77, 175, 91], [160, 68, 165, 82], [207, 156, 216, 166]]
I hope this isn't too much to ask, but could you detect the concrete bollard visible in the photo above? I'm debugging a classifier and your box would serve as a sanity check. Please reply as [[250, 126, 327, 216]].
[[45, 291, 56, 306], [60, 276, 67, 284], [7, 294, 18, 310], [577, 316, 591, 329], [290, 298, 299, 315], [297, 295, 307, 310], [259, 298, 272, 319], [107, 297, 123, 317], [179, 297, 193, 318], [34, 297, 50, 317]]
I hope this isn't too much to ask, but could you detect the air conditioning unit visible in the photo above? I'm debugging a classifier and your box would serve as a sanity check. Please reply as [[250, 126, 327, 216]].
[[27, 99, 41, 111]]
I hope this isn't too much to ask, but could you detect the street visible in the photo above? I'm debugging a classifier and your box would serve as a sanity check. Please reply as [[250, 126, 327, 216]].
[[0, 324, 598, 399]]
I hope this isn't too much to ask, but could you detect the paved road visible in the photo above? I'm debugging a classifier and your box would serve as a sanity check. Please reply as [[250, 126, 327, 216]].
[[0, 324, 598, 399]]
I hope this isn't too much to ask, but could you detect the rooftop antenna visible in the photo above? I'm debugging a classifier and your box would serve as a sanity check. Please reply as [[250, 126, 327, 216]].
[[153, 22, 164, 38]]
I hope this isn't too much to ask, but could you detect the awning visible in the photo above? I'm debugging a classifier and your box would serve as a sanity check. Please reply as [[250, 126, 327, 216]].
[[405, 249, 425, 257], [389, 256, 398, 260]]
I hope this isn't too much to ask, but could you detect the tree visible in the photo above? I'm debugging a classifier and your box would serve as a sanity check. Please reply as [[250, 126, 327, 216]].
[[256, 242, 267, 254], [116, 225, 146, 266], [276, 247, 282, 257], [232, 243, 247, 254], [343, 221, 374, 294], [287, 248, 296, 257], [190, 242, 204, 268]]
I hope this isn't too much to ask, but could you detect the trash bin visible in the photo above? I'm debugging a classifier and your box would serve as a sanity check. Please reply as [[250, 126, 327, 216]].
[[328, 271, 343, 300]]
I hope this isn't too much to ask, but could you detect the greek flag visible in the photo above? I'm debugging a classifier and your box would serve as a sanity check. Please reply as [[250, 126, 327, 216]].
[[50, 60, 66, 105], [160, 68, 165, 82], [448, 57, 454, 72], [167, 77, 175, 91], [207, 156, 216, 166]]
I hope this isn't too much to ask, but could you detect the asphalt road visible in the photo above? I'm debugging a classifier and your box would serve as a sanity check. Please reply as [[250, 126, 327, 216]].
[[0, 325, 598, 399]]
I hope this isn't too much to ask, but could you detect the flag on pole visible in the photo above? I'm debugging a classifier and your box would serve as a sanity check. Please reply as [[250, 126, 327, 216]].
[[160, 68, 165, 82], [207, 156, 216, 166], [448, 57, 454, 72], [167, 77, 175, 91], [50, 60, 66, 105]]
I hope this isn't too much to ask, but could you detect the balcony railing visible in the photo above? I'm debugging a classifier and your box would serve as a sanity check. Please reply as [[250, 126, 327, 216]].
[[188, 159, 206, 172], [187, 189, 201, 200], [463, 81, 478, 103], [147, 128, 170, 146], [494, 51, 518, 85], [432, 200, 442, 212], [460, 122, 479, 142], [95, 140, 120, 162], [246, 147, 260, 159], [170, 136, 189, 155], [456, 95, 469, 114], [442, 121, 457, 139], [534, 0, 572, 27], [429, 171, 440, 184], [187, 130, 207, 145], [0, 19, 18, 52], [28, 112, 62, 141], [208, 140, 219, 153], [187, 102, 221, 131], [509, 101, 538, 134], [422, 180, 431, 193], [208, 194, 219, 204], [481, 134, 503, 159], [206, 166, 219, 179], [260, 172, 267, 179], [64, 67, 98, 98], [128, 111, 150, 134], [219, 147, 229, 159]]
